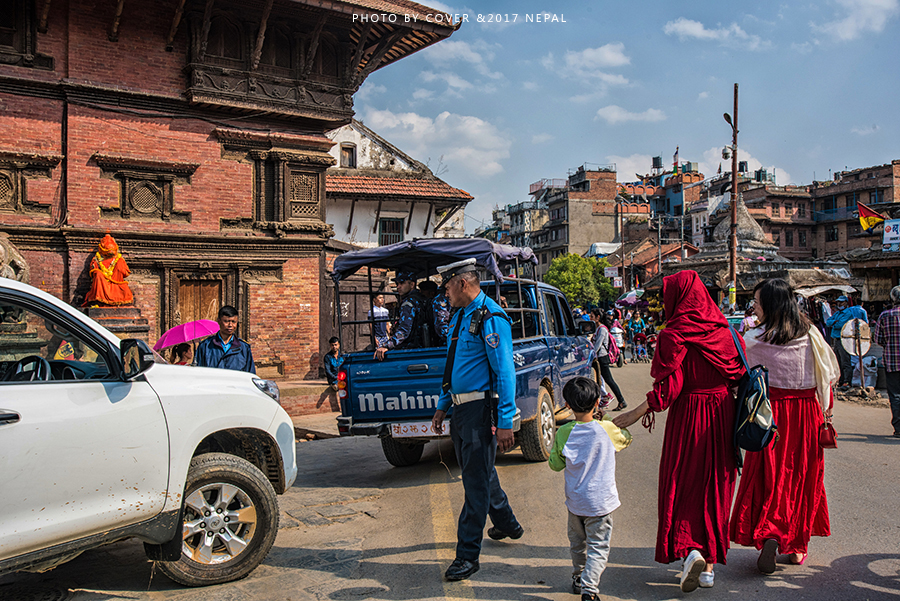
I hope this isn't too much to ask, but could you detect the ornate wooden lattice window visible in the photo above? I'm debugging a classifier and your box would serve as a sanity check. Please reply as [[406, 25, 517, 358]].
[[0, 151, 60, 215], [94, 155, 197, 222], [252, 153, 323, 223], [0, 0, 52, 69]]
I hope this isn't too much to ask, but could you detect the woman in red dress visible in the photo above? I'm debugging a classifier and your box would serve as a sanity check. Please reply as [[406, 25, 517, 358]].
[[614, 270, 745, 593], [730, 278, 838, 572]]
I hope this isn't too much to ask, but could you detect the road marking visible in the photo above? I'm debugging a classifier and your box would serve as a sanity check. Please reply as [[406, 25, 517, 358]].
[[430, 465, 475, 599]]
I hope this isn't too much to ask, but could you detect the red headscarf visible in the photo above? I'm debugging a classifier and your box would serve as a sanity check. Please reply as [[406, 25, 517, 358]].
[[650, 270, 745, 383]]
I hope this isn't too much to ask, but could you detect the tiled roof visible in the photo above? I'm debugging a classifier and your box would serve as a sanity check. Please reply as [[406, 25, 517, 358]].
[[326, 175, 473, 201]]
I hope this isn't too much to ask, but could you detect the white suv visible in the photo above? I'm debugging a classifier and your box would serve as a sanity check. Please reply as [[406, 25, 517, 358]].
[[0, 278, 297, 586]]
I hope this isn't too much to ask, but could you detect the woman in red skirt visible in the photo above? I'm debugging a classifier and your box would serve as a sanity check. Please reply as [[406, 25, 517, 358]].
[[614, 271, 746, 592], [730, 278, 839, 572]]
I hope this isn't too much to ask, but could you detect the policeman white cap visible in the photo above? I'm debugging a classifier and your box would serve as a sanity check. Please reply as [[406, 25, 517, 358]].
[[437, 258, 477, 285]]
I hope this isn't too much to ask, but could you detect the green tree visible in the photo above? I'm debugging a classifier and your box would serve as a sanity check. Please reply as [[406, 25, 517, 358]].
[[545, 254, 618, 308]]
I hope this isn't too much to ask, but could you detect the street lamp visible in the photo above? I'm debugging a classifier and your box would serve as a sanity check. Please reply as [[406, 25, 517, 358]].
[[723, 83, 738, 309]]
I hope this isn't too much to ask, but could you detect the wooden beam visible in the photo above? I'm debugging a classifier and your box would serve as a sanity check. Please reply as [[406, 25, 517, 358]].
[[372, 198, 383, 234], [301, 14, 327, 79], [423, 203, 433, 235], [348, 22, 373, 81], [433, 204, 462, 232], [346, 198, 356, 234], [198, 0, 215, 62], [165, 0, 187, 51], [250, 0, 275, 70], [108, 0, 126, 42], [352, 27, 407, 88], [405, 202, 415, 234], [38, 0, 52, 33]]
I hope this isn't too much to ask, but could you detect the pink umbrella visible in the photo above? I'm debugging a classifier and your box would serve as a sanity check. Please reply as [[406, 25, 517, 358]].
[[153, 319, 219, 351]]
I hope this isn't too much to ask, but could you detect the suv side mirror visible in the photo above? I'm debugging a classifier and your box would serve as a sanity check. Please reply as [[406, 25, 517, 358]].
[[121, 339, 155, 380], [579, 320, 596, 334]]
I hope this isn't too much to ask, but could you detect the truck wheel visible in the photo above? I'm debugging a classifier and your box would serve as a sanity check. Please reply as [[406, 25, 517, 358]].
[[156, 453, 279, 587], [381, 437, 425, 467], [520, 386, 555, 462]]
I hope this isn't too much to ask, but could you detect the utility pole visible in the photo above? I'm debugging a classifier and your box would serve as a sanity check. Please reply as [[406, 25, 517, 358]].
[[724, 83, 739, 309], [617, 195, 626, 291], [657, 212, 662, 274]]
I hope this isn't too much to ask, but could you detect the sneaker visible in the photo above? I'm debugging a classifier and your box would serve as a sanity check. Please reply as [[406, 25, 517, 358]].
[[487, 524, 525, 540], [572, 574, 582, 594], [699, 571, 714, 588], [681, 550, 705, 593], [581, 593, 600, 601]]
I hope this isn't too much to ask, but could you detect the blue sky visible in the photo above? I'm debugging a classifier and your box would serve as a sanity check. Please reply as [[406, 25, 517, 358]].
[[356, 0, 900, 233]]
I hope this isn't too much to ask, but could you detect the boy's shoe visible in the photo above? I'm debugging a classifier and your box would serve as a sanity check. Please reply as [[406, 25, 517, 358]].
[[681, 549, 705, 593], [699, 571, 714, 588], [487, 524, 525, 540], [572, 574, 582, 594]]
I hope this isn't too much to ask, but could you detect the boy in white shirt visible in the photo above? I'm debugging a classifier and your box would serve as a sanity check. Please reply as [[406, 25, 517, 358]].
[[550, 377, 630, 601]]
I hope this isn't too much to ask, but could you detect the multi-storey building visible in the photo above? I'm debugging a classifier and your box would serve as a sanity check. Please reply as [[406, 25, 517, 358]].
[[531, 165, 617, 279], [810, 161, 900, 258], [507, 200, 547, 249]]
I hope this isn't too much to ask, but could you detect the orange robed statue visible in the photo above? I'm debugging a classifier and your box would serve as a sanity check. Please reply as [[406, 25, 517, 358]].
[[82, 234, 134, 307]]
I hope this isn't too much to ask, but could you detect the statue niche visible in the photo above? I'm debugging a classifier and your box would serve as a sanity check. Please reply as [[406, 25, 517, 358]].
[[83, 234, 134, 307]]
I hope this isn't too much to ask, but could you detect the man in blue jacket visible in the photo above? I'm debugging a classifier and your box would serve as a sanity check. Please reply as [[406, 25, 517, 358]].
[[825, 295, 867, 387], [431, 258, 523, 582], [195, 305, 256, 373]]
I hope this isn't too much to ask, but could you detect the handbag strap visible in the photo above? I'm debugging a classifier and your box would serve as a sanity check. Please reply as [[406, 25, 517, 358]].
[[729, 327, 751, 373]]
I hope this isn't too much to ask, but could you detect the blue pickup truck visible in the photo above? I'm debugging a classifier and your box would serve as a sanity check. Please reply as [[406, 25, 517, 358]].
[[330, 239, 600, 466]]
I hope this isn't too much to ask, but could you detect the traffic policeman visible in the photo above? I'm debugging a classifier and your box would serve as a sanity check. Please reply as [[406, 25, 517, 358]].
[[431, 258, 524, 582], [374, 271, 425, 360]]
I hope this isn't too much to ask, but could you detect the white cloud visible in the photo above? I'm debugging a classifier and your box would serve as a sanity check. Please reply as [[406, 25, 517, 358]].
[[411, 88, 435, 100], [811, 0, 900, 41], [698, 146, 793, 185], [355, 83, 385, 101], [606, 154, 655, 182], [421, 70, 472, 92], [421, 39, 503, 79], [594, 105, 666, 125], [663, 17, 768, 50], [361, 108, 512, 178], [522, 81, 539, 91], [542, 44, 631, 87], [851, 124, 880, 135], [698, 91, 709, 100], [531, 133, 554, 145], [565, 43, 631, 69]]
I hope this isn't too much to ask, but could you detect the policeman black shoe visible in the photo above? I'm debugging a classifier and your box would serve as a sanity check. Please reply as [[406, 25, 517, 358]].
[[445, 558, 479, 581], [487, 524, 525, 541]]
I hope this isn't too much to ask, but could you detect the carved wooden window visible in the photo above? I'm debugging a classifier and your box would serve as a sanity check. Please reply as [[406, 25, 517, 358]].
[[259, 27, 292, 70], [93, 155, 196, 223], [254, 156, 322, 223], [0, 153, 59, 215], [206, 15, 243, 63], [0, 0, 52, 69]]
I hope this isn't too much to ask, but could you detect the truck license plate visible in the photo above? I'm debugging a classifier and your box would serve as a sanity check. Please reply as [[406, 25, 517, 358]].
[[391, 420, 448, 438]]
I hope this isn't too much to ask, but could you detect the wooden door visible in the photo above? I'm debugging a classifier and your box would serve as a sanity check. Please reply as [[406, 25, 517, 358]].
[[178, 280, 221, 324]]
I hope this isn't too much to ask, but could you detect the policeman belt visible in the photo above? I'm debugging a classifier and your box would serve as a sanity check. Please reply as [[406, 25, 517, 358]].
[[451, 391, 488, 405]]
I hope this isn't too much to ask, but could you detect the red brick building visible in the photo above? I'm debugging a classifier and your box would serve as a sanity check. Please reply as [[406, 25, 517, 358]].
[[0, 0, 456, 378]]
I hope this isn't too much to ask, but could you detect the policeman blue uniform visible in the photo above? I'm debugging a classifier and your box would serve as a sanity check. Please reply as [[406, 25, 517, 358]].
[[430, 291, 452, 346], [435, 258, 522, 581], [383, 271, 426, 350]]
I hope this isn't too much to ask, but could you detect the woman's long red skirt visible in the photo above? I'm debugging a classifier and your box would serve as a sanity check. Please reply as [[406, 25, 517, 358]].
[[729, 387, 830, 554]]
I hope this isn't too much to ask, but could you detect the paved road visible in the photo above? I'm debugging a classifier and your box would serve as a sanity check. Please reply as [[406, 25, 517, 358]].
[[3, 362, 899, 601]]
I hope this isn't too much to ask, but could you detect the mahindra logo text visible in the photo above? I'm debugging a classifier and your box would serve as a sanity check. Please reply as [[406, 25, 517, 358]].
[[358, 391, 439, 412]]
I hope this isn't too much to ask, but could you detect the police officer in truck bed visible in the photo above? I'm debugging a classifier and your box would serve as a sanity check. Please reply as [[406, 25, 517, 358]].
[[430, 258, 524, 582], [374, 271, 425, 360]]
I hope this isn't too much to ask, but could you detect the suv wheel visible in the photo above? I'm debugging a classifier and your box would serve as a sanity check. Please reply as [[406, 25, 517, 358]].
[[156, 453, 279, 587], [520, 386, 555, 461], [381, 437, 425, 467]]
